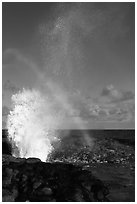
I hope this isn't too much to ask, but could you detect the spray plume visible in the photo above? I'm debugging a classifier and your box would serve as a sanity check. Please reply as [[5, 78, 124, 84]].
[[7, 4, 95, 161], [7, 88, 64, 161]]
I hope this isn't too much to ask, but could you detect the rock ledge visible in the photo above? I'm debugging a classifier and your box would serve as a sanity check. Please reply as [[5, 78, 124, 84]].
[[3, 155, 109, 202]]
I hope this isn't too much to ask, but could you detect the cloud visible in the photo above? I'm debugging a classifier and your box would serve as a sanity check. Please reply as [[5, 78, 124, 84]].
[[100, 84, 134, 103], [89, 103, 134, 123], [85, 85, 134, 123], [64, 85, 134, 124]]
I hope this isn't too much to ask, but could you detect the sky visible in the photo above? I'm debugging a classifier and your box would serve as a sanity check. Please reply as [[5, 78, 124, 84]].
[[2, 2, 135, 129]]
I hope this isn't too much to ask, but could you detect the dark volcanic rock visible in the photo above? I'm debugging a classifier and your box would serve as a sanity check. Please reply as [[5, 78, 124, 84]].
[[2, 155, 109, 202]]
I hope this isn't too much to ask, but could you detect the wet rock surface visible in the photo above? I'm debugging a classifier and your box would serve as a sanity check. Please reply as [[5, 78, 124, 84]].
[[48, 131, 135, 202], [50, 135, 134, 166], [2, 155, 109, 202]]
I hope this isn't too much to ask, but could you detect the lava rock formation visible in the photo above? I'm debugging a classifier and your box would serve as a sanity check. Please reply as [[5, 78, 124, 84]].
[[2, 155, 109, 202]]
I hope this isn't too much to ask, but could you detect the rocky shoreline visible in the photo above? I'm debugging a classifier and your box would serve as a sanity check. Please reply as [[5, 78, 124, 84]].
[[2, 154, 109, 202]]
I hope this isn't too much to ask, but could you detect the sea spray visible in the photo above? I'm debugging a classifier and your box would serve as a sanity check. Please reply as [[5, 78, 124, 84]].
[[7, 88, 62, 161], [7, 87, 94, 161], [6, 4, 96, 161]]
